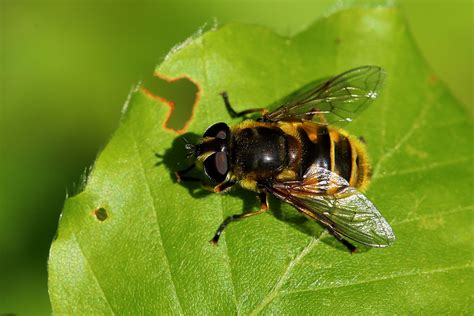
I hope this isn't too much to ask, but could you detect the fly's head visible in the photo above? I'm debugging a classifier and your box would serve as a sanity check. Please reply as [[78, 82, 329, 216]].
[[191, 122, 232, 183]]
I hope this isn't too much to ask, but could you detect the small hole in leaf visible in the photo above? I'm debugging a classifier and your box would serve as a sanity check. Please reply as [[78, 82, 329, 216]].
[[94, 207, 108, 221]]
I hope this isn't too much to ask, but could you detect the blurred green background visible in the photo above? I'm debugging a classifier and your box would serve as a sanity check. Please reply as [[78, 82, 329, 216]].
[[0, 0, 472, 314]]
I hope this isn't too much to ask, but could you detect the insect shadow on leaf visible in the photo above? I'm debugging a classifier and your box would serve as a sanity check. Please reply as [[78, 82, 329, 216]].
[[156, 133, 281, 218], [155, 132, 208, 198], [269, 197, 369, 252]]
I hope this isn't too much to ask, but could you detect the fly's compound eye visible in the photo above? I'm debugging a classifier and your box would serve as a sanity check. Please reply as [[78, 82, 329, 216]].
[[204, 152, 229, 182], [203, 122, 230, 140]]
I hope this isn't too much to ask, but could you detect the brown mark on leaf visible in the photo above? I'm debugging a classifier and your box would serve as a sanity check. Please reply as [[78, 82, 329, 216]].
[[428, 73, 439, 85], [142, 72, 201, 134]]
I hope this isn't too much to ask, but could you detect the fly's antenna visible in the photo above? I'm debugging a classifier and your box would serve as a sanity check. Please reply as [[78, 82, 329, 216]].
[[182, 137, 197, 158]]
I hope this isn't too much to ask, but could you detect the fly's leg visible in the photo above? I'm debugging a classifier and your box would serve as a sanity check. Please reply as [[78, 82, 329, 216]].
[[175, 163, 214, 191], [210, 192, 269, 244], [339, 238, 357, 254], [175, 163, 200, 182], [154, 152, 164, 166], [221, 91, 267, 118], [325, 225, 357, 253], [317, 111, 328, 124]]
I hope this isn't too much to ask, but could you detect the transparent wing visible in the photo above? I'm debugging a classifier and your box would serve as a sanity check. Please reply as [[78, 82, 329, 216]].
[[268, 167, 395, 247], [263, 66, 385, 126]]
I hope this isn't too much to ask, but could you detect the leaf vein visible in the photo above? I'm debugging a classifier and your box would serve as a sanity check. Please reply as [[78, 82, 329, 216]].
[[250, 233, 326, 315], [131, 138, 184, 314], [390, 204, 473, 226], [68, 219, 116, 315], [373, 156, 472, 180], [372, 93, 430, 178], [201, 41, 239, 313], [278, 262, 474, 298], [379, 15, 404, 154]]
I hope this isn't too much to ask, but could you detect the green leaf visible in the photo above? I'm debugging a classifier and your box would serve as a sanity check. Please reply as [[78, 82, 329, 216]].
[[48, 5, 473, 315]]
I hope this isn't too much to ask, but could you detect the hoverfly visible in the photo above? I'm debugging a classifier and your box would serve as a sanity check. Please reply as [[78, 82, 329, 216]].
[[177, 65, 395, 252]]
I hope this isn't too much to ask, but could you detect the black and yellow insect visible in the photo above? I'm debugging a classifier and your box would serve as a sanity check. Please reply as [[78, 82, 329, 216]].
[[178, 65, 395, 252]]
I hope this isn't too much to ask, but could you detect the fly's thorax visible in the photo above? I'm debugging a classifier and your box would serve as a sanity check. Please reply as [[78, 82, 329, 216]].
[[230, 123, 291, 180]]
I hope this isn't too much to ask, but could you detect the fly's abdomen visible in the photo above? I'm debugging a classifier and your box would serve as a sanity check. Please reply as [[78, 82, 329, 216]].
[[299, 123, 371, 191], [329, 127, 371, 190]]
